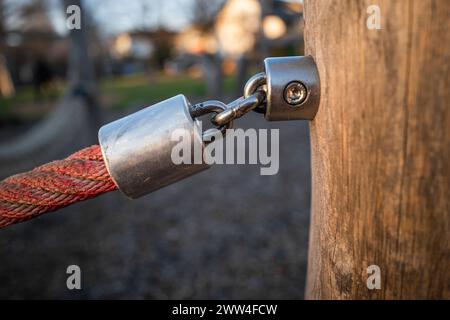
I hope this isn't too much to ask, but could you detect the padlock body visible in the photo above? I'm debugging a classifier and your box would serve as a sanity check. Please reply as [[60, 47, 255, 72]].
[[99, 94, 209, 198]]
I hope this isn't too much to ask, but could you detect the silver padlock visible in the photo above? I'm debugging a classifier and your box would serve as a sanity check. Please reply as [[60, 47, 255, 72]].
[[98, 95, 209, 199]]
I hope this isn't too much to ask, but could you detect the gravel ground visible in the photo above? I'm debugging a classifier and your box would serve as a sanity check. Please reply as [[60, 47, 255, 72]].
[[0, 108, 311, 299]]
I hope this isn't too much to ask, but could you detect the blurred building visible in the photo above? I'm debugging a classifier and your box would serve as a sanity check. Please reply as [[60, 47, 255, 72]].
[[169, 0, 303, 97], [110, 29, 176, 75], [2, 0, 68, 87], [173, 0, 303, 73]]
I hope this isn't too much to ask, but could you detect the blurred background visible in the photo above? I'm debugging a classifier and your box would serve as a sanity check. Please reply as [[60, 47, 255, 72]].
[[0, 0, 311, 299]]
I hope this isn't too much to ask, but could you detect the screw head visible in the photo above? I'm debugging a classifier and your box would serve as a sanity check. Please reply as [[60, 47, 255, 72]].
[[284, 81, 307, 105]]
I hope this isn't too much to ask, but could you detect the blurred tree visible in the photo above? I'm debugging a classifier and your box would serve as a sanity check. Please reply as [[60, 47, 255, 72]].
[[0, 0, 5, 39], [190, 0, 224, 32], [63, 0, 100, 141], [190, 0, 225, 99], [0, 0, 15, 98], [16, 0, 54, 33]]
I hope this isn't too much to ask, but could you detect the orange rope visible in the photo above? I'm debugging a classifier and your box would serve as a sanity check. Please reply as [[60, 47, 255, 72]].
[[0, 145, 117, 228]]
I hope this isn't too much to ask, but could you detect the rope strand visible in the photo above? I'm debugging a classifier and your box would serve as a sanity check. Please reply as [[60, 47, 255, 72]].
[[0, 145, 117, 229]]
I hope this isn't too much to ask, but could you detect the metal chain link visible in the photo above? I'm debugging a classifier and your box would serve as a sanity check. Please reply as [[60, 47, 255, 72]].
[[189, 72, 268, 137]]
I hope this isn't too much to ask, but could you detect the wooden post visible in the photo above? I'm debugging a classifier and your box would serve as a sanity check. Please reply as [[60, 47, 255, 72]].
[[304, 0, 449, 299]]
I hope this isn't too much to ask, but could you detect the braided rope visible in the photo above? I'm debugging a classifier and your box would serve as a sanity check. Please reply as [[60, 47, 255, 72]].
[[0, 145, 117, 229]]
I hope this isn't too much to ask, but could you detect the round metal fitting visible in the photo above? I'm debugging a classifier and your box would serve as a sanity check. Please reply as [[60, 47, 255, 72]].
[[263, 56, 320, 121], [98, 95, 209, 199]]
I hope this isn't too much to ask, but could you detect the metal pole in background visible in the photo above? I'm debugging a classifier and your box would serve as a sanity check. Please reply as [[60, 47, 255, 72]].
[[64, 0, 101, 141]]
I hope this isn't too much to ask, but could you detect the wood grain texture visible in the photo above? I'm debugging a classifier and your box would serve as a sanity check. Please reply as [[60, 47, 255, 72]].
[[304, 0, 449, 299]]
